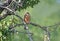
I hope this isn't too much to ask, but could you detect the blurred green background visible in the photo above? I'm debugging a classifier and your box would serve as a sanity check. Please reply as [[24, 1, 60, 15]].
[[0, 0, 60, 41]]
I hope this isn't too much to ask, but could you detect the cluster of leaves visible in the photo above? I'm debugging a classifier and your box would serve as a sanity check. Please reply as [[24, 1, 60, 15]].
[[22, 0, 40, 8]]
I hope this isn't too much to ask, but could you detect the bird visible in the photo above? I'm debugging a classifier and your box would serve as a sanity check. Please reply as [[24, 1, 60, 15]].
[[24, 12, 30, 24]]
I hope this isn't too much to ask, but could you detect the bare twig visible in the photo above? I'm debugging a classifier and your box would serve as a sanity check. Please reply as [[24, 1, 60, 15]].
[[8, 28, 33, 35], [30, 22, 47, 31], [0, 5, 23, 21], [23, 22, 33, 41], [26, 29, 33, 41], [47, 22, 60, 27]]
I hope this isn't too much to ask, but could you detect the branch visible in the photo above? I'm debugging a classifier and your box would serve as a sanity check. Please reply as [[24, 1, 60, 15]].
[[0, 0, 24, 21], [8, 23, 24, 29], [13, 0, 24, 7], [8, 27, 33, 35], [30, 22, 47, 31], [47, 22, 60, 27], [0, 5, 23, 21]]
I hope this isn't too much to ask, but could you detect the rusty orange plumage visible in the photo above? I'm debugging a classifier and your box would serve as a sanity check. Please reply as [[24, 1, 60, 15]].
[[24, 12, 30, 24]]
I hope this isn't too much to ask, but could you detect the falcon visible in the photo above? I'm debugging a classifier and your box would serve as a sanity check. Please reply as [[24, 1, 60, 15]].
[[24, 12, 30, 24]]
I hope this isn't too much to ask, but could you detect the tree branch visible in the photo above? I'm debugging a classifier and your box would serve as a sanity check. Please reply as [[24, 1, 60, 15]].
[[0, 5, 23, 21], [47, 22, 60, 27], [30, 22, 47, 31]]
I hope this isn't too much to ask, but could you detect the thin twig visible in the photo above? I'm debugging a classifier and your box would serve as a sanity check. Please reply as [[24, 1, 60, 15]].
[[47, 22, 60, 27], [23, 23, 33, 41], [30, 22, 47, 31], [8, 23, 24, 29]]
